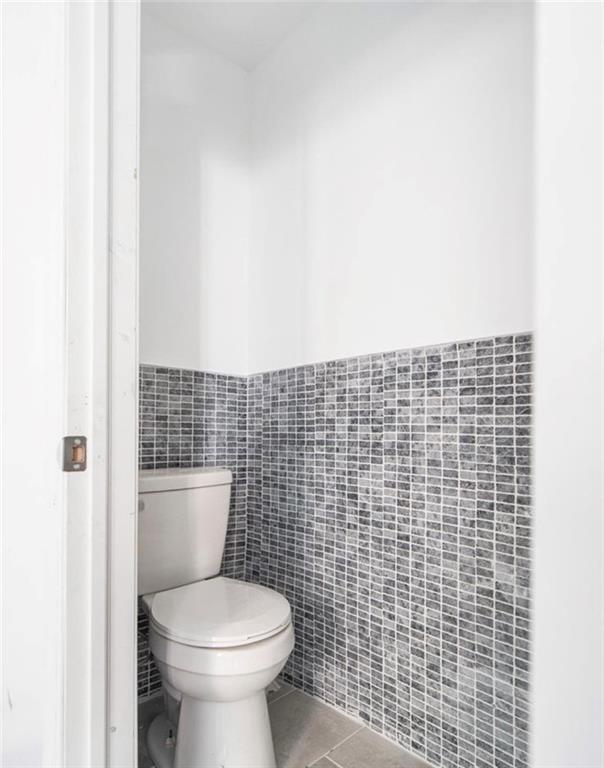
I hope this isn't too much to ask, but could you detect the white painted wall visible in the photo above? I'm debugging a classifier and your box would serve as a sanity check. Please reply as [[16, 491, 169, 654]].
[[1, 3, 67, 764], [140, 12, 250, 374], [249, 1, 534, 373], [532, 3, 603, 766], [141, 2, 534, 375]]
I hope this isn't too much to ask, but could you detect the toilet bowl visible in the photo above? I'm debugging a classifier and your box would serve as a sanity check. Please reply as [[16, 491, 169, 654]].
[[144, 576, 294, 768], [138, 468, 295, 768]]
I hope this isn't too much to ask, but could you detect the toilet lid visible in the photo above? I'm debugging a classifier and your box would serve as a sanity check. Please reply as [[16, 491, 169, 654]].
[[147, 576, 291, 648]]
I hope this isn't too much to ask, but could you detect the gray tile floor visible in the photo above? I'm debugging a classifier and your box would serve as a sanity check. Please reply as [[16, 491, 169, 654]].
[[138, 694, 164, 768], [139, 684, 432, 768]]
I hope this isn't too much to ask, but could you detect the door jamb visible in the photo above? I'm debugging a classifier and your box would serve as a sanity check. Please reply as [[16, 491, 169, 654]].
[[64, 2, 140, 765], [106, 2, 140, 765]]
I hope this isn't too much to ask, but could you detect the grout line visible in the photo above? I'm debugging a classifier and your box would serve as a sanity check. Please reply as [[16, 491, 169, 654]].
[[307, 749, 345, 768], [319, 725, 365, 765], [310, 756, 344, 768], [268, 686, 296, 706], [325, 724, 365, 754]]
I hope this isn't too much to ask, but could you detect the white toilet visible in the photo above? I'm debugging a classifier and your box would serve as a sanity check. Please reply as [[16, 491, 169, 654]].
[[138, 467, 294, 768]]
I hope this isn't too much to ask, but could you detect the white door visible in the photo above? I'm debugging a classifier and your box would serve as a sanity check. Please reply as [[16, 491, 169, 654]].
[[1, 2, 139, 766]]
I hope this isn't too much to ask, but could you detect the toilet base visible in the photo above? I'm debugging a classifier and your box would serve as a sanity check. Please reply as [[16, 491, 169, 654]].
[[147, 713, 176, 768], [146, 692, 277, 768], [175, 691, 276, 768]]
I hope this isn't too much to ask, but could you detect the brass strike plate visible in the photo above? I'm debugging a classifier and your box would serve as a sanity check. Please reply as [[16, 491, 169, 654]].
[[63, 435, 87, 472]]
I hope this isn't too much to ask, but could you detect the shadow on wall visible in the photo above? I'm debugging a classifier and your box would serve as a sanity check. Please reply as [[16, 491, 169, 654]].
[[140, 12, 250, 373], [140, 45, 203, 367]]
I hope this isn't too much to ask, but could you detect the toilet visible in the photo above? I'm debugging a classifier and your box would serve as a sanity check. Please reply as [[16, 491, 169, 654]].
[[138, 467, 294, 768]]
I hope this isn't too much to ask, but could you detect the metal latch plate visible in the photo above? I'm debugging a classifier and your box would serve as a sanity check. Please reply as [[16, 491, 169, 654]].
[[63, 436, 87, 471]]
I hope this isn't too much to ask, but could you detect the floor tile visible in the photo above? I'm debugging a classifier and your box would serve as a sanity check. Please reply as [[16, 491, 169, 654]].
[[138, 695, 164, 768], [267, 680, 294, 704], [269, 690, 361, 768], [138, 688, 431, 768], [328, 727, 431, 768]]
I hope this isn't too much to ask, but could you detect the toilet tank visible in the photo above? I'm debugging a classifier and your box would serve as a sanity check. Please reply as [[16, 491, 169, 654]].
[[138, 467, 232, 595]]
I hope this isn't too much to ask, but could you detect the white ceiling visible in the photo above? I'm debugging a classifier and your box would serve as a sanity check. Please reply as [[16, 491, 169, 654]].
[[143, 1, 320, 71]]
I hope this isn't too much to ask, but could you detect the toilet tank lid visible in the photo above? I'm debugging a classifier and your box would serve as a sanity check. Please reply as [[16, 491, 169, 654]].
[[139, 467, 232, 493]]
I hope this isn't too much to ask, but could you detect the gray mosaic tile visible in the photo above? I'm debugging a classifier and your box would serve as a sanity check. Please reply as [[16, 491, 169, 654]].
[[137, 333, 532, 768], [137, 365, 248, 699], [246, 334, 531, 768]]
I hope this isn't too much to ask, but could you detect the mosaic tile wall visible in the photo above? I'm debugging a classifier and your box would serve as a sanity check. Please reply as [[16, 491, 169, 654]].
[[137, 365, 248, 699], [136, 334, 531, 768], [246, 334, 531, 768]]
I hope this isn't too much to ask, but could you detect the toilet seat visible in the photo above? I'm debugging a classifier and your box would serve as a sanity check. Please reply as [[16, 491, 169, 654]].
[[145, 576, 291, 648]]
